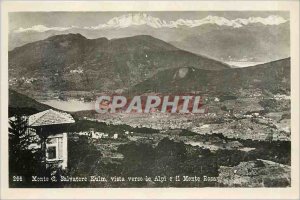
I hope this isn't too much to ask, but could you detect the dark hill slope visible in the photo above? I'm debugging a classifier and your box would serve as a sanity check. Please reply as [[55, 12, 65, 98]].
[[130, 58, 290, 94], [9, 34, 229, 93], [9, 90, 53, 117]]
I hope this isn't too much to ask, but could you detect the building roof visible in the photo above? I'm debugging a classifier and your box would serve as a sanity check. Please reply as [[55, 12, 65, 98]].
[[28, 109, 75, 127]]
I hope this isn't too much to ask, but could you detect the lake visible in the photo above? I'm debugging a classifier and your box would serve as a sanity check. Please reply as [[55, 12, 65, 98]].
[[41, 99, 95, 112], [226, 61, 265, 68]]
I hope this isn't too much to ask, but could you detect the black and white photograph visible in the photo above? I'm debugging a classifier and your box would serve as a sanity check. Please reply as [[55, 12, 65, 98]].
[[1, 1, 299, 199]]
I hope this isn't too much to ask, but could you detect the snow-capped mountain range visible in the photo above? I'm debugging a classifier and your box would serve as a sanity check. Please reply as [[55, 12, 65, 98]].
[[9, 12, 290, 64], [14, 13, 288, 33]]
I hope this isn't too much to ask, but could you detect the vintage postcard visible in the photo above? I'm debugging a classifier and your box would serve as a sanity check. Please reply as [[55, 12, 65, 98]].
[[0, 1, 299, 199]]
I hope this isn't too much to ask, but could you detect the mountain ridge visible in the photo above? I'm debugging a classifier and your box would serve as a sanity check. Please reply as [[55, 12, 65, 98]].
[[9, 13, 290, 63], [9, 89, 54, 117], [14, 13, 288, 32], [9, 33, 230, 95], [129, 57, 290, 95]]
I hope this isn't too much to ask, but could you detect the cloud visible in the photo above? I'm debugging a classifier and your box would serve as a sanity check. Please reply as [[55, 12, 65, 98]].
[[14, 14, 288, 33], [14, 25, 78, 33]]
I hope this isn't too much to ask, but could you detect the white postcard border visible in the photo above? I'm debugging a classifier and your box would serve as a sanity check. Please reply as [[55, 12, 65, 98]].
[[1, 1, 299, 199]]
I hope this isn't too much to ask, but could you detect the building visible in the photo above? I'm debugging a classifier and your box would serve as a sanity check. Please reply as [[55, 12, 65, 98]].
[[28, 109, 75, 169]]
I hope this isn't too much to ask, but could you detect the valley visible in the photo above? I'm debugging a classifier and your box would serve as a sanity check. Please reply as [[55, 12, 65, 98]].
[[8, 33, 291, 188]]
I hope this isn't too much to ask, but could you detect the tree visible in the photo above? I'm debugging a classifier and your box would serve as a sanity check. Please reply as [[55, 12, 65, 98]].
[[9, 115, 43, 186], [68, 135, 102, 173], [118, 142, 155, 176], [155, 138, 187, 160], [10, 115, 31, 152]]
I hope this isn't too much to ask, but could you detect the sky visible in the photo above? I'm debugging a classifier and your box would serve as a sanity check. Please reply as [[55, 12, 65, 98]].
[[9, 11, 289, 31]]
